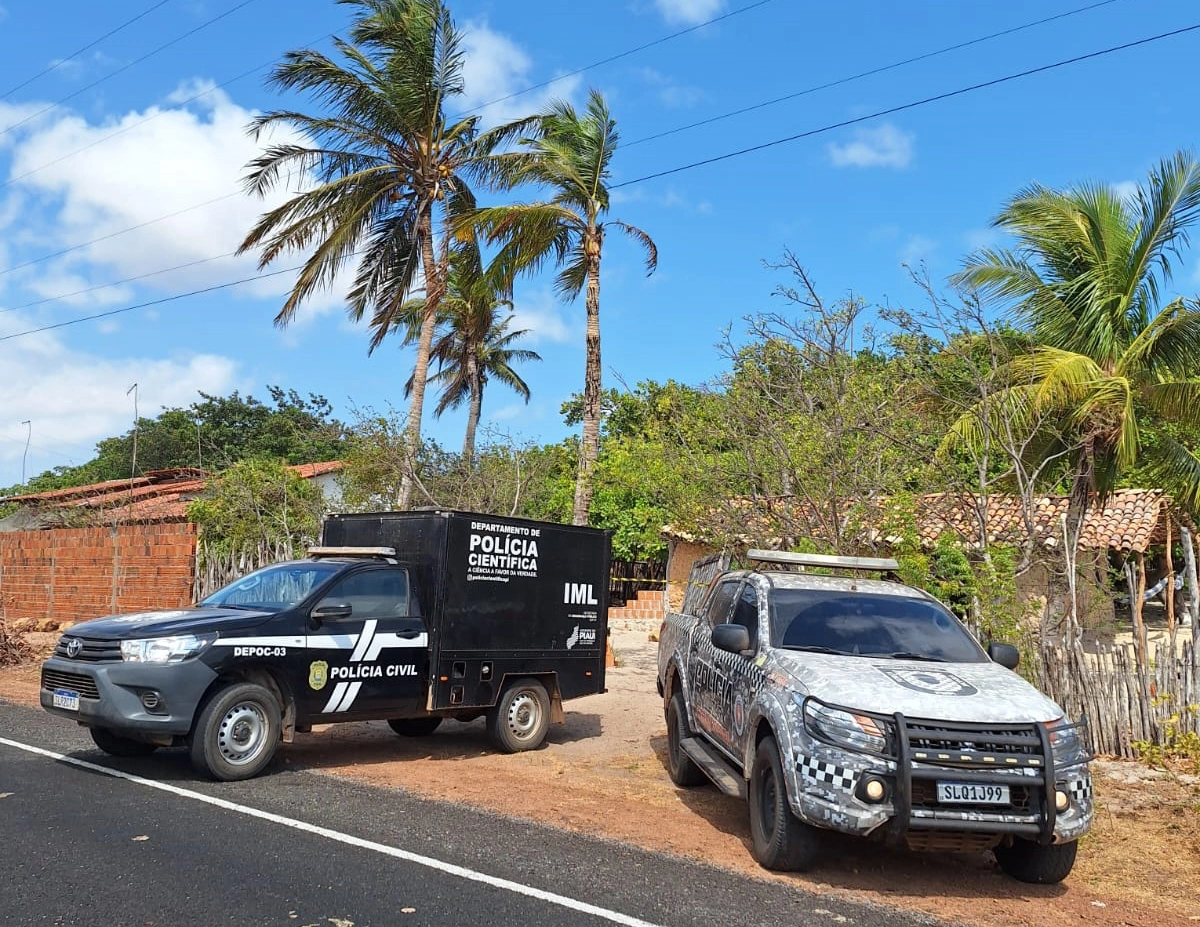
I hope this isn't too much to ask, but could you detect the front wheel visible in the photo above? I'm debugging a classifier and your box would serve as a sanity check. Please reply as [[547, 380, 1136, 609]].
[[994, 838, 1078, 884], [89, 727, 158, 757], [487, 678, 550, 753], [189, 682, 281, 781], [665, 692, 706, 787], [387, 717, 442, 737], [748, 735, 821, 871]]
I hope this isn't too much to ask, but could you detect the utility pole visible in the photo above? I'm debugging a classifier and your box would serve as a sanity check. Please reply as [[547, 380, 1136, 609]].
[[20, 420, 31, 484], [126, 383, 139, 481]]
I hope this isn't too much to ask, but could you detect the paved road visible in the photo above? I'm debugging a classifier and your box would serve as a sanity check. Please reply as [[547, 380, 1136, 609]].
[[0, 703, 939, 927]]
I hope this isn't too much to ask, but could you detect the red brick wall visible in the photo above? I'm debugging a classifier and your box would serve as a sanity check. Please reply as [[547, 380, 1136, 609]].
[[0, 523, 197, 629]]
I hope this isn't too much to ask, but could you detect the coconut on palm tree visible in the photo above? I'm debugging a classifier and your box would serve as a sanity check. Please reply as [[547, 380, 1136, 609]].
[[400, 239, 541, 460], [951, 151, 1200, 518], [469, 89, 657, 525], [238, 0, 510, 507]]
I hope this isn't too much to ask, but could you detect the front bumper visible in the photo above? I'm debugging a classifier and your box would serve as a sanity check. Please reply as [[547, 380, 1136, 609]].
[[791, 704, 1093, 845], [40, 656, 218, 737]]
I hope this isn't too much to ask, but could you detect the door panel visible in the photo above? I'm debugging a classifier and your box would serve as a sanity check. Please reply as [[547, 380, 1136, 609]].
[[298, 567, 429, 720]]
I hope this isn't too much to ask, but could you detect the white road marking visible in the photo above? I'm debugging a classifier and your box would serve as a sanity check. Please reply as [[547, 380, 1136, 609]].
[[0, 736, 663, 927]]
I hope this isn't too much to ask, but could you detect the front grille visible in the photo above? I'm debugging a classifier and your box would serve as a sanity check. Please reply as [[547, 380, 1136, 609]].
[[54, 636, 122, 662], [905, 720, 1044, 769], [41, 669, 100, 700]]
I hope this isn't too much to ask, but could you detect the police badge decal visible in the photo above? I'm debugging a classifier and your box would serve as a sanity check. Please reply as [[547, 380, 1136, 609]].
[[309, 660, 329, 691]]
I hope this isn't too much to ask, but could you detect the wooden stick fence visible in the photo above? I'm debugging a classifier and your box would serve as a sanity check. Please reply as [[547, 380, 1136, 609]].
[[1034, 636, 1199, 757]]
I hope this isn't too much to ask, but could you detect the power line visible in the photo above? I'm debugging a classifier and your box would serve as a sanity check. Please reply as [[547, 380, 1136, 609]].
[[0, 261, 317, 344], [0, 0, 177, 101], [0, 30, 338, 193], [0, 250, 240, 315], [613, 20, 1200, 189], [0, 191, 243, 279], [624, 0, 1126, 149], [4, 20, 1194, 344], [461, 0, 775, 117], [0, 0, 262, 139]]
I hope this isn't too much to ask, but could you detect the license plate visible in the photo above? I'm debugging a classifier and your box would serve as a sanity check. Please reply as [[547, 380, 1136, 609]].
[[52, 689, 80, 711], [936, 781, 1009, 805]]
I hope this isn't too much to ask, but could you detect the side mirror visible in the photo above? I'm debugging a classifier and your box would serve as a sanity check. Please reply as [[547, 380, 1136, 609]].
[[988, 642, 1020, 670], [311, 601, 353, 625], [712, 623, 751, 654]]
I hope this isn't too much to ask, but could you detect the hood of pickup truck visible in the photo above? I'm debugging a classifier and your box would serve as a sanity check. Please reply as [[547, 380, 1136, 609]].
[[773, 650, 1064, 724], [65, 608, 276, 639]]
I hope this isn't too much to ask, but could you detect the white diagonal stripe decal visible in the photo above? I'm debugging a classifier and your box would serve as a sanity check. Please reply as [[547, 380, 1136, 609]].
[[335, 681, 362, 713], [348, 620, 377, 663], [322, 682, 348, 714]]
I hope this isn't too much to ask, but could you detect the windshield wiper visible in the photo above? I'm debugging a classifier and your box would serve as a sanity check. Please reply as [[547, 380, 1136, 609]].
[[876, 651, 946, 662], [784, 645, 855, 656]]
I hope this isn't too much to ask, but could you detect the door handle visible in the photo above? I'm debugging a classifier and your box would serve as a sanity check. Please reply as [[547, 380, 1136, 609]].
[[396, 629, 422, 639]]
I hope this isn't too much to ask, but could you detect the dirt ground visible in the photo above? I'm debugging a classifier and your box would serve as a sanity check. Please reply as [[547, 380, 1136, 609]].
[[4, 623, 1199, 927]]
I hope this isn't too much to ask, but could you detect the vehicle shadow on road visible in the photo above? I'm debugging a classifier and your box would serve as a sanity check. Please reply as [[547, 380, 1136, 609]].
[[649, 735, 1069, 904]]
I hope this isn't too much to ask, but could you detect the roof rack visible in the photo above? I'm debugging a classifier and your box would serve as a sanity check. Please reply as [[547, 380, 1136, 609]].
[[308, 546, 397, 561], [746, 549, 899, 572]]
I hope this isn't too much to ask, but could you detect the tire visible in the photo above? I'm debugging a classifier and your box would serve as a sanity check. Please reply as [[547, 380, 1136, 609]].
[[89, 727, 158, 757], [748, 735, 821, 871], [487, 678, 551, 753], [387, 717, 443, 737], [189, 682, 281, 782], [994, 838, 1078, 884], [665, 692, 707, 787]]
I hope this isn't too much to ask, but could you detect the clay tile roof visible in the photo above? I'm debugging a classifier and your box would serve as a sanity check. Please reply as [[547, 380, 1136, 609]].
[[288, 461, 344, 479], [665, 489, 1187, 555]]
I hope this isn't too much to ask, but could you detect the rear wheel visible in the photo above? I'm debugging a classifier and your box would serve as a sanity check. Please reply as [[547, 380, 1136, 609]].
[[665, 692, 706, 787], [748, 735, 821, 871], [387, 717, 442, 737], [89, 727, 158, 757], [487, 678, 550, 753], [994, 838, 1078, 884], [189, 682, 281, 781]]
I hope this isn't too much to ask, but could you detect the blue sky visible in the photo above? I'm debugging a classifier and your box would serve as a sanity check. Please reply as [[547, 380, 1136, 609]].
[[1, 0, 1198, 485]]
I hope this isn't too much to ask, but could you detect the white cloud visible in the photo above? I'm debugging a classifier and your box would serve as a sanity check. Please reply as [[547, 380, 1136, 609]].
[[637, 68, 703, 108], [900, 235, 937, 265], [0, 310, 238, 470], [827, 123, 915, 170], [460, 20, 581, 126], [509, 287, 575, 345], [653, 0, 724, 25], [3, 82, 350, 321], [1112, 180, 1138, 203]]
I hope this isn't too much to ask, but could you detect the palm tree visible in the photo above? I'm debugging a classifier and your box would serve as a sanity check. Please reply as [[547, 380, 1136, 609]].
[[951, 151, 1200, 519], [469, 89, 657, 525], [401, 241, 541, 460], [238, 0, 504, 508]]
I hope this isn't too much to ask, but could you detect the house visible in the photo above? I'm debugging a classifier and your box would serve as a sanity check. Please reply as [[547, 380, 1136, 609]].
[[0, 462, 344, 629]]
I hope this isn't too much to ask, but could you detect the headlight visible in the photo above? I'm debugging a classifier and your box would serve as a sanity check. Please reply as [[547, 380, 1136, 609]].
[[803, 699, 891, 754], [120, 633, 215, 664], [1043, 717, 1090, 768]]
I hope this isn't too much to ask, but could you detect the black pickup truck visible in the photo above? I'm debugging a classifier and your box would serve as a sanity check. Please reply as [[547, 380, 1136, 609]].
[[40, 510, 610, 780]]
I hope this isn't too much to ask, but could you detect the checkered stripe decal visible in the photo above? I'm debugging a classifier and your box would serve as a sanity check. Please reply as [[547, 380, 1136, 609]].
[[1067, 777, 1092, 803], [799, 755, 856, 790]]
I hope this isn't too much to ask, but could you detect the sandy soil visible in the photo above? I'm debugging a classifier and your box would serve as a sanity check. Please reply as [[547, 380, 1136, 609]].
[[5, 624, 1199, 927]]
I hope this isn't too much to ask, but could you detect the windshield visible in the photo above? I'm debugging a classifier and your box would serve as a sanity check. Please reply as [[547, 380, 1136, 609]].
[[769, 589, 986, 663], [199, 561, 342, 611]]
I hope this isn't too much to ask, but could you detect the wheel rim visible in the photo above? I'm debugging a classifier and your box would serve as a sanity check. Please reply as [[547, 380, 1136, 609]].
[[505, 690, 542, 743], [216, 701, 269, 766]]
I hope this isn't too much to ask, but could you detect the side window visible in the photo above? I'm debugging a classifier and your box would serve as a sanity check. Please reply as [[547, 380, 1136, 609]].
[[732, 583, 759, 650], [703, 580, 741, 628], [319, 569, 409, 621]]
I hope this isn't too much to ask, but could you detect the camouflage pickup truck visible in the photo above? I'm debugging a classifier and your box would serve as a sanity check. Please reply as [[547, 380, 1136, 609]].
[[656, 550, 1092, 884]]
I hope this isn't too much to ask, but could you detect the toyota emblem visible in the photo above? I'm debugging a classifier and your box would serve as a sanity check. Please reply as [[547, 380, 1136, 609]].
[[65, 638, 82, 659]]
